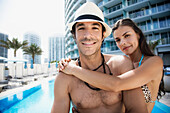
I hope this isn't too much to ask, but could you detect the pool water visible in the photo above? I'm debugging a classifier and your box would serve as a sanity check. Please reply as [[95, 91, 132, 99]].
[[3, 80, 72, 113]]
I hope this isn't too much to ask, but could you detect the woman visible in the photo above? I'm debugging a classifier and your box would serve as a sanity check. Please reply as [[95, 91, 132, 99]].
[[59, 18, 164, 113]]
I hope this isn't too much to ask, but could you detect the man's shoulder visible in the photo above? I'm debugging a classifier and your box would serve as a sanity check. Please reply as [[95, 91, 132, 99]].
[[104, 54, 131, 65], [104, 54, 133, 74], [55, 72, 73, 84]]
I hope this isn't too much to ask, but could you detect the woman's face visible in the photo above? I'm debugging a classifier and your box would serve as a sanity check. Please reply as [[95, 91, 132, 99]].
[[113, 26, 140, 55]]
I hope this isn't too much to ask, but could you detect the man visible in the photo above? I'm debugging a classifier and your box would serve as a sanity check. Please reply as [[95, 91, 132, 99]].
[[51, 2, 147, 113]]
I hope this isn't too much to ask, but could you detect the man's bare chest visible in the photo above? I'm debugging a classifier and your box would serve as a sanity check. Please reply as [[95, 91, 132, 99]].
[[70, 79, 122, 109]]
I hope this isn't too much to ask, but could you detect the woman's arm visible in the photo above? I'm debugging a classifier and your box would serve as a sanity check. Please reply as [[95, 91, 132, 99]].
[[61, 56, 163, 92]]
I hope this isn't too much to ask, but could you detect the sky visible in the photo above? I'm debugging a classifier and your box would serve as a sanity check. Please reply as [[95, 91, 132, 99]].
[[0, 0, 65, 63]]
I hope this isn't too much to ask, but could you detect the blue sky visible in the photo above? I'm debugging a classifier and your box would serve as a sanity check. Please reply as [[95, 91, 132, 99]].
[[0, 0, 65, 62]]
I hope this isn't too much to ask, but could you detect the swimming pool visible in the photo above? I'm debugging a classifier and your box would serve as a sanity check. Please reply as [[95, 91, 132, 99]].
[[0, 79, 169, 113], [0, 79, 73, 113]]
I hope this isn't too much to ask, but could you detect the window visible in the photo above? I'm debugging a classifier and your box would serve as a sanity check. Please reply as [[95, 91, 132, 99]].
[[108, 3, 122, 13], [157, 3, 165, 12], [151, 5, 157, 13], [147, 20, 151, 30], [153, 19, 158, 29], [145, 7, 149, 15], [159, 18, 166, 28], [167, 16, 170, 27], [155, 33, 160, 40], [146, 34, 152, 41], [165, 2, 170, 10], [161, 33, 168, 44], [139, 21, 146, 31]]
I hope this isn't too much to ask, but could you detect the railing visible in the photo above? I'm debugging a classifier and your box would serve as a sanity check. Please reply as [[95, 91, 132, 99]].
[[98, 1, 103, 6], [105, 3, 122, 14], [127, 0, 145, 6], [129, 2, 170, 19]]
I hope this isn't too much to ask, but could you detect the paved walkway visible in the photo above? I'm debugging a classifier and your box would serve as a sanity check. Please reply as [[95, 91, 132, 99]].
[[159, 92, 170, 107]]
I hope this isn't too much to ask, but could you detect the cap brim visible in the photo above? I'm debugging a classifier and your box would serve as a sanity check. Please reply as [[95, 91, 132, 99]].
[[68, 19, 112, 38]]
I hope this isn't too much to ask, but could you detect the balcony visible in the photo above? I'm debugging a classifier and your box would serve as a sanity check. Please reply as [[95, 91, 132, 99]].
[[125, 0, 148, 12]]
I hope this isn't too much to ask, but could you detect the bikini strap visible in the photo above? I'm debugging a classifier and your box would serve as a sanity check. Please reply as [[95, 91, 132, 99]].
[[138, 54, 144, 67]]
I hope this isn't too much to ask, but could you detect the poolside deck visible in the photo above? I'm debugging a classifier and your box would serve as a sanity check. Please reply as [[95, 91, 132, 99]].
[[0, 75, 56, 100], [159, 92, 170, 107]]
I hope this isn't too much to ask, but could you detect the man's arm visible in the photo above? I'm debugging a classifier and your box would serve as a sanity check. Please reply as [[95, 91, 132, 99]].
[[51, 73, 70, 113], [123, 88, 148, 113]]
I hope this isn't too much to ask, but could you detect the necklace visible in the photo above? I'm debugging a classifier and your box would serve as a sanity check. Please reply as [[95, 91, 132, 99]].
[[78, 53, 112, 91]]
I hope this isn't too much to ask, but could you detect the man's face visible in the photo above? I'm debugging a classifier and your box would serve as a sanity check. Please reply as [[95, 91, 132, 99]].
[[74, 22, 104, 56]]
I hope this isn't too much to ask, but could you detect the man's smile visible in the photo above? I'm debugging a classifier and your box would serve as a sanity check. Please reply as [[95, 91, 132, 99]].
[[82, 42, 96, 46]]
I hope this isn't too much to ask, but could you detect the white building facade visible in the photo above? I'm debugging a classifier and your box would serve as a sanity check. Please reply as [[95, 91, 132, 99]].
[[23, 33, 41, 64], [49, 36, 65, 62]]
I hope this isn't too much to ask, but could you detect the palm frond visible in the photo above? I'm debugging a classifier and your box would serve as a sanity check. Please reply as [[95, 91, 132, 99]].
[[149, 39, 161, 51], [0, 39, 10, 49], [23, 43, 43, 63]]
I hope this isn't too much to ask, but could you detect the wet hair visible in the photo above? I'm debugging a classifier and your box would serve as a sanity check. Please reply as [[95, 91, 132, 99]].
[[71, 22, 106, 39], [112, 18, 165, 100]]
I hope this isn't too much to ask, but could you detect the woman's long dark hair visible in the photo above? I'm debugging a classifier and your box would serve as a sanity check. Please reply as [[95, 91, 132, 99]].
[[112, 18, 165, 100]]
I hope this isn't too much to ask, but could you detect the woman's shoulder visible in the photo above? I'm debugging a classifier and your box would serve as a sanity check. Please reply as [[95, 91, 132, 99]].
[[144, 55, 163, 65], [141, 55, 163, 71]]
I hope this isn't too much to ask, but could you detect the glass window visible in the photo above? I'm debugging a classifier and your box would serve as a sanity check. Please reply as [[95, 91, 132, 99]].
[[165, 2, 170, 10], [168, 32, 170, 44], [112, 7, 116, 11], [155, 33, 160, 40], [140, 9, 144, 16], [148, 34, 152, 40], [159, 18, 166, 28], [147, 20, 151, 30], [151, 5, 157, 13], [153, 19, 158, 29], [157, 3, 165, 12], [140, 21, 146, 31], [145, 7, 149, 15], [167, 16, 170, 27], [161, 33, 168, 44]]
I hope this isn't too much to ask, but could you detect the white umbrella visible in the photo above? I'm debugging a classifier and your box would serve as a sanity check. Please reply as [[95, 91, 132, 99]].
[[4, 57, 28, 78], [0, 56, 7, 60], [4, 57, 28, 62]]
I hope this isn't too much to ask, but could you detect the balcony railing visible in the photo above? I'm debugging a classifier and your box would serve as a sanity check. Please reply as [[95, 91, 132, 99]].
[[127, 0, 145, 6], [98, 1, 103, 6], [104, 4, 122, 15], [129, 3, 170, 19]]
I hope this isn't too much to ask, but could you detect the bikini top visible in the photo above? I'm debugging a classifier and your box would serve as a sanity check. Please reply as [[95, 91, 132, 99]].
[[139, 54, 154, 103]]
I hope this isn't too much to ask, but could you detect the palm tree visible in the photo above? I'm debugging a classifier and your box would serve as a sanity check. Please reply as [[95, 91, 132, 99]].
[[149, 39, 161, 53], [23, 43, 43, 64], [0, 38, 28, 57]]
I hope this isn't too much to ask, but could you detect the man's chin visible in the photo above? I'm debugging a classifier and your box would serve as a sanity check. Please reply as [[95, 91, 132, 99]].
[[80, 51, 96, 56]]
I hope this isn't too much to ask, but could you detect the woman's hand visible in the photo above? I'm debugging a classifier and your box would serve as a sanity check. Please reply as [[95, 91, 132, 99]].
[[58, 58, 78, 75], [58, 58, 71, 71]]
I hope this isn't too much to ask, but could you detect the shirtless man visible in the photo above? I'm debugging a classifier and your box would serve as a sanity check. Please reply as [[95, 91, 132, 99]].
[[51, 2, 147, 113]]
